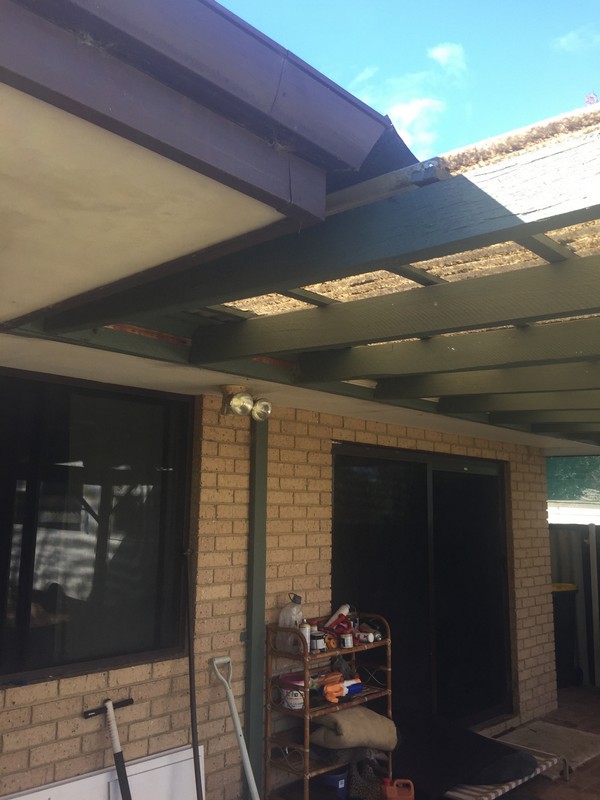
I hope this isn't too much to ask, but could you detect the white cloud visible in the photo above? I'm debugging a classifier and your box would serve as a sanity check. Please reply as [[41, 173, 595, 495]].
[[553, 26, 600, 52], [386, 97, 446, 159], [350, 65, 379, 88], [346, 44, 465, 158], [427, 42, 466, 76]]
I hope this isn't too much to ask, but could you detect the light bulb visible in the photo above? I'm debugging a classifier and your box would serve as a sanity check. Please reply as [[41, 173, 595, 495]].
[[251, 398, 272, 422], [228, 392, 254, 415]]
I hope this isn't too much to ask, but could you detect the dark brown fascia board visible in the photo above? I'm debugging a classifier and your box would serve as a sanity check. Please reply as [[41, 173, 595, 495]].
[[1, 0, 325, 222], [13, 0, 393, 171]]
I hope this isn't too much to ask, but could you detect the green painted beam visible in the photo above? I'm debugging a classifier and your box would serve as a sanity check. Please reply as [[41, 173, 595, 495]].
[[532, 423, 600, 434], [376, 362, 600, 399], [385, 263, 447, 286], [295, 316, 600, 383], [490, 410, 600, 425], [439, 390, 600, 414], [279, 288, 338, 306], [190, 255, 600, 363], [513, 233, 574, 263], [39, 131, 600, 334], [245, 419, 268, 791], [10, 323, 191, 364]]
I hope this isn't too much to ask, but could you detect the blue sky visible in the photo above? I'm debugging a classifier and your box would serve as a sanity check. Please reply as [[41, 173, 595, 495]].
[[218, 1, 599, 159]]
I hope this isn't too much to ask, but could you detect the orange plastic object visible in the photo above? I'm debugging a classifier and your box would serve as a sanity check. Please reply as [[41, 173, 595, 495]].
[[381, 778, 414, 800]]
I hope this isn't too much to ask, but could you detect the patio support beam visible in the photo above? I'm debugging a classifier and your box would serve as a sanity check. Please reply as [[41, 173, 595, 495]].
[[531, 423, 600, 434], [439, 390, 600, 414], [375, 362, 600, 400], [39, 131, 600, 334], [513, 233, 574, 262], [189, 255, 600, 363], [245, 418, 268, 791], [295, 316, 600, 383], [490, 410, 600, 425]]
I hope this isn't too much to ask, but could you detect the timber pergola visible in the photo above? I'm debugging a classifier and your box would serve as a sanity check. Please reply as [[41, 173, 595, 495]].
[[9, 116, 600, 450], [2, 0, 600, 452]]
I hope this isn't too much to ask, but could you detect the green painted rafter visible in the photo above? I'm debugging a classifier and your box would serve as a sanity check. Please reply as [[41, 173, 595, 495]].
[[190, 255, 600, 363]]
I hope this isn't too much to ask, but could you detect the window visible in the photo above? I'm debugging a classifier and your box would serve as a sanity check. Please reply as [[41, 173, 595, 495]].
[[0, 373, 191, 683]]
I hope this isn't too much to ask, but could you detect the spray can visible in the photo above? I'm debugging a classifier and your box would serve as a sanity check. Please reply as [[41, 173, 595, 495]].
[[299, 619, 311, 650], [359, 622, 383, 641]]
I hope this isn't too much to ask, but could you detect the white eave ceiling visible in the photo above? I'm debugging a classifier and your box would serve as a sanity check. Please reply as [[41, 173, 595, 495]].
[[0, 83, 284, 321]]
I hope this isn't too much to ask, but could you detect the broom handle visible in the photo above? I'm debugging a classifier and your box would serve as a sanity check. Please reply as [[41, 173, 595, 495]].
[[105, 699, 133, 800]]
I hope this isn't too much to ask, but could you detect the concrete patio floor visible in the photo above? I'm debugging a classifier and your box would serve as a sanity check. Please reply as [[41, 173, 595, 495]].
[[525, 686, 600, 799]]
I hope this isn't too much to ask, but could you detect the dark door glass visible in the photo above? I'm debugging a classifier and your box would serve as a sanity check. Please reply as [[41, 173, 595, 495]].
[[432, 469, 511, 723], [333, 454, 432, 713], [332, 446, 512, 725]]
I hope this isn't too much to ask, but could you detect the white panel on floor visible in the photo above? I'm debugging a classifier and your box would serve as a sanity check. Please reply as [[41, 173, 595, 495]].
[[5, 745, 204, 800]]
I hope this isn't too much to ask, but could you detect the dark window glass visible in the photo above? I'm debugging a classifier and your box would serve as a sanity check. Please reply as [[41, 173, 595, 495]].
[[0, 375, 190, 682]]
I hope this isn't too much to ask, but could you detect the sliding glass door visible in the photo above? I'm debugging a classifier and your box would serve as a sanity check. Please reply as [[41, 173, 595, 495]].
[[332, 444, 511, 726]]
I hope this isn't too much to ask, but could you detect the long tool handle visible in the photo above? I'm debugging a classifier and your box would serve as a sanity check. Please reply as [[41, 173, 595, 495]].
[[211, 658, 260, 800], [105, 699, 133, 800], [83, 698, 134, 719]]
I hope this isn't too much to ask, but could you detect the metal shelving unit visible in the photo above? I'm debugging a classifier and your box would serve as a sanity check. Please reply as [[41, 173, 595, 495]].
[[265, 613, 393, 800]]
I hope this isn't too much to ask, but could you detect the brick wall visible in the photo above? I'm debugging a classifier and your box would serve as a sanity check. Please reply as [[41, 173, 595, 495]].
[[0, 395, 556, 798]]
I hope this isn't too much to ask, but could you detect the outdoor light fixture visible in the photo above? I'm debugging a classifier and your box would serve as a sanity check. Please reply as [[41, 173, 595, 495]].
[[220, 386, 272, 422], [250, 398, 272, 422], [226, 391, 254, 416]]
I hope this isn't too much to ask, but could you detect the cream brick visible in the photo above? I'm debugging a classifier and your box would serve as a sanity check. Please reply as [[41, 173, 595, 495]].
[[57, 711, 103, 740], [128, 715, 171, 741], [148, 729, 189, 755], [54, 751, 105, 782], [31, 697, 82, 724], [0, 705, 31, 733], [122, 738, 150, 762], [151, 692, 190, 717], [3, 721, 56, 752], [4, 682, 57, 708], [109, 664, 152, 687], [59, 672, 108, 697], [0, 749, 28, 777], [30, 736, 81, 767], [0, 764, 54, 796]]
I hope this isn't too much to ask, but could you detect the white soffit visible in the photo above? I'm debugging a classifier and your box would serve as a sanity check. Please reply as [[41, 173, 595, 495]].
[[0, 83, 284, 322], [3, 333, 600, 457]]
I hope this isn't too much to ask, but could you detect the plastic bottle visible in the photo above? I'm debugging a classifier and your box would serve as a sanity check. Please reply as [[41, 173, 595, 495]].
[[276, 593, 303, 652]]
